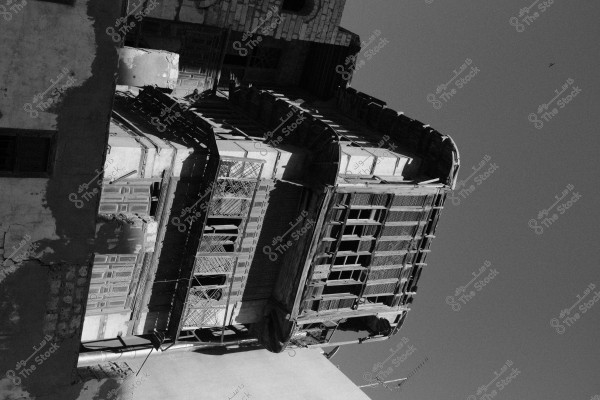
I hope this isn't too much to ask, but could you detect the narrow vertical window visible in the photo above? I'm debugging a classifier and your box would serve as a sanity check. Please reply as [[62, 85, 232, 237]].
[[281, 0, 314, 16], [282, 0, 306, 13]]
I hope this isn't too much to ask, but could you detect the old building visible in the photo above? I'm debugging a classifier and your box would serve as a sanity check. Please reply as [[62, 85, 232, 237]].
[[79, 0, 459, 357], [122, 0, 359, 97], [1, 0, 458, 398]]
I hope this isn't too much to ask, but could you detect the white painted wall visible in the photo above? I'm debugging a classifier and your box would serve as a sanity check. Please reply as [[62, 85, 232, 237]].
[[75, 348, 371, 400]]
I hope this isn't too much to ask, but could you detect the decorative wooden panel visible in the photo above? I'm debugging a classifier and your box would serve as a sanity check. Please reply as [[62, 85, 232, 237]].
[[99, 185, 151, 215], [86, 254, 138, 313]]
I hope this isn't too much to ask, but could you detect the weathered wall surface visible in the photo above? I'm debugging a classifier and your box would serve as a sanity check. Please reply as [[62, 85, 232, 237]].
[[72, 349, 371, 400], [334, 87, 460, 187], [0, 0, 122, 399], [140, 0, 353, 45], [117, 47, 179, 89]]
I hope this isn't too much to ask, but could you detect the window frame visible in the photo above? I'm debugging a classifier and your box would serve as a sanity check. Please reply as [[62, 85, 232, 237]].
[[0, 128, 57, 178], [281, 0, 315, 16]]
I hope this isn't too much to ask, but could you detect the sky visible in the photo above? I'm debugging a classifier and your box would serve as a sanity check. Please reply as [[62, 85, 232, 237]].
[[330, 1, 600, 399]]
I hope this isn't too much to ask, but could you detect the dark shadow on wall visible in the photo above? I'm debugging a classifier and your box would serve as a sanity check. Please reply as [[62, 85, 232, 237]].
[[2, 1, 124, 399], [237, 180, 303, 317]]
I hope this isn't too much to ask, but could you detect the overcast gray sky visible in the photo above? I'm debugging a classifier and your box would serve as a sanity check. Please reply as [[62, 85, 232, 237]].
[[331, 1, 600, 399]]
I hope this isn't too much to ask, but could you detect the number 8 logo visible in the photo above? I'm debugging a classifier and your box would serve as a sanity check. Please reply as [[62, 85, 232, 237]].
[[6, 370, 21, 385]]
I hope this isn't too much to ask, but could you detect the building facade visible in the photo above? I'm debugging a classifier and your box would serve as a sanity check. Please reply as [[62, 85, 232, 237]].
[[0, 1, 458, 399], [79, 0, 459, 356]]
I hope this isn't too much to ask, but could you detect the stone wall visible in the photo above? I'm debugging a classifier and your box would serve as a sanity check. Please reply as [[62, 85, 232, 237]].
[[138, 0, 353, 45]]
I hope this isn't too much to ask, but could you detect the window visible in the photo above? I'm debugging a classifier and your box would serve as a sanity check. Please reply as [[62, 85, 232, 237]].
[[282, 0, 314, 15], [150, 182, 161, 216], [195, 274, 227, 286], [249, 47, 282, 69], [0, 129, 56, 177]]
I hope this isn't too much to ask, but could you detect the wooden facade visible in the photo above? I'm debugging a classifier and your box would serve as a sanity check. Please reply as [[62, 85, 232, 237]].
[[80, 0, 459, 354]]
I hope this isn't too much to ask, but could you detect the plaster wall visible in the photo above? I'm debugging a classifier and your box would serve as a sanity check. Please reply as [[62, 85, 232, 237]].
[[0, 1, 123, 398]]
